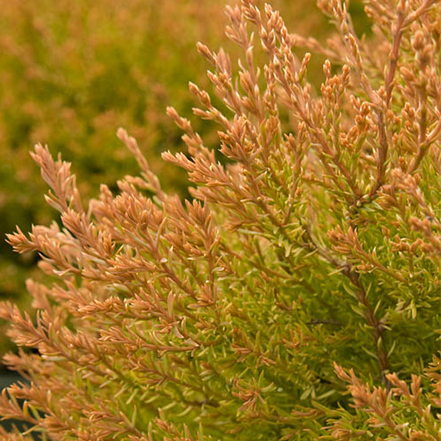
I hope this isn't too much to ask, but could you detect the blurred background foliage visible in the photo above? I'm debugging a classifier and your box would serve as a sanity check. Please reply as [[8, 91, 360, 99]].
[[0, 0, 368, 362]]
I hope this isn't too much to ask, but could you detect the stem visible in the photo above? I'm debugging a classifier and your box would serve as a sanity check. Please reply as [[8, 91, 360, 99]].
[[302, 225, 390, 387]]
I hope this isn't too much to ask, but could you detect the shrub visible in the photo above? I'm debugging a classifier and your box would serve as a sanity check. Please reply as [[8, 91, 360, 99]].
[[0, 0, 330, 356], [1, 0, 440, 439]]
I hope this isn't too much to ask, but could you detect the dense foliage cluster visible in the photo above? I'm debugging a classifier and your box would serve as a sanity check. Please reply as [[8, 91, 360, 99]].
[[0, 0, 440, 440], [0, 0, 328, 321], [0, 0, 227, 324]]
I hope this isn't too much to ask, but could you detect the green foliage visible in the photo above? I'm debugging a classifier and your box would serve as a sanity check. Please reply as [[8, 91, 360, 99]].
[[0, 0, 331, 356], [0, 0, 439, 440]]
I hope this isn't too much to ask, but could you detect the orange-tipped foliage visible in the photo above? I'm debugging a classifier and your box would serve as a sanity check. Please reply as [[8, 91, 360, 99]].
[[1, 0, 440, 440]]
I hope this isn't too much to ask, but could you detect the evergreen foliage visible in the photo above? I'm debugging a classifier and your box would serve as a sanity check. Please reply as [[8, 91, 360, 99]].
[[0, 0, 328, 354], [0, 0, 440, 439]]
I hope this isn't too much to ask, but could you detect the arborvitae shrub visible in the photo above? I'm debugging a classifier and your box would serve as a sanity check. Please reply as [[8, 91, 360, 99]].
[[1, 0, 440, 439]]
